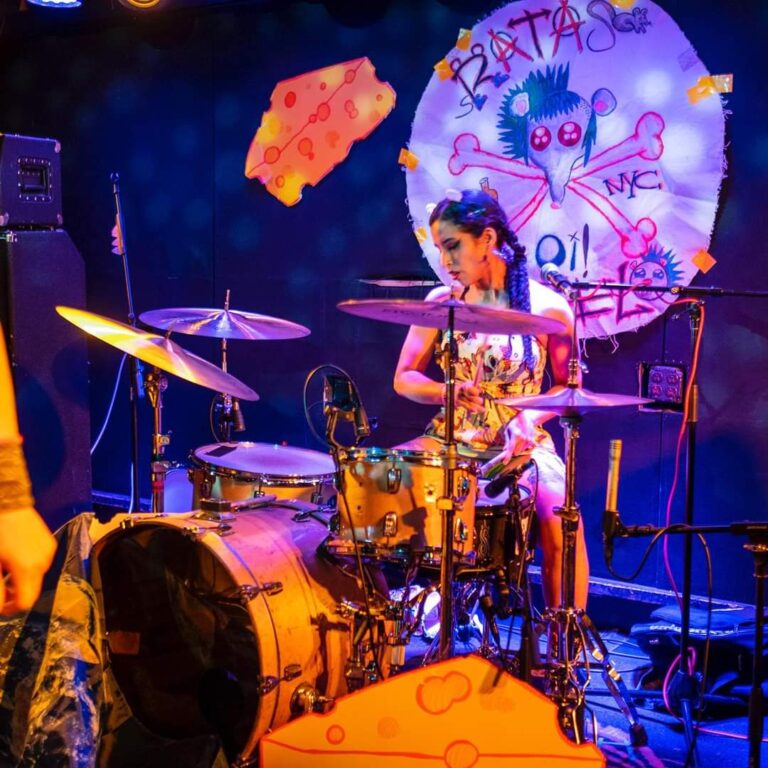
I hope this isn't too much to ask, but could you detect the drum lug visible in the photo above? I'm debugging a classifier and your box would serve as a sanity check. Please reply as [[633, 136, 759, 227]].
[[454, 517, 468, 543], [383, 511, 398, 537], [258, 663, 303, 695], [181, 521, 234, 538], [386, 467, 401, 493], [237, 581, 283, 603], [181, 524, 202, 538]]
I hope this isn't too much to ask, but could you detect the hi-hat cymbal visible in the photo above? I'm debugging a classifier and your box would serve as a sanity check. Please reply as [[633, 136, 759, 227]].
[[337, 298, 565, 336], [139, 307, 310, 341], [497, 386, 652, 414], [57, 306, 259, 401]]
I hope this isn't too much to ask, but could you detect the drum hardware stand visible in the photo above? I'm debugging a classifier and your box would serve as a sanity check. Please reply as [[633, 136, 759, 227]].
[[111, 173, 144, 513], [214, 290, 246, 443], [437, 302, 461, 660], [542, 284, 648, 747], [492, 475, 540, 681], [144, 368, 171, 514], [337, 599, 388, 689], [322, 368, 388, 684]]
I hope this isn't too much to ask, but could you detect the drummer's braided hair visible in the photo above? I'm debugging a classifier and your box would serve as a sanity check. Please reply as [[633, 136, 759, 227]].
[[429, 189, 536, 380]]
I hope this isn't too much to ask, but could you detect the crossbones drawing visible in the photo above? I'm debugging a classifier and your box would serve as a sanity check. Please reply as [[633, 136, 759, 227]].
[[447, 65, 665, 260]]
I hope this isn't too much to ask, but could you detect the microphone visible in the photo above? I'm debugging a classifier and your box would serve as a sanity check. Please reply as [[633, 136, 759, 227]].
[[479, 593, 502, 648], [232, 398, 246, 432], [602, 439, 622, 564], [541, 263, 575, 296], [353, 398, 371, 441], [494, 568, 512, 619], [484, 459, 534, 499]]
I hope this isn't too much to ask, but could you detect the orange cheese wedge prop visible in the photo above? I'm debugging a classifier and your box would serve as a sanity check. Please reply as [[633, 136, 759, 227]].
[[245, 57, 396, 206], [261, 655, 605, 767]]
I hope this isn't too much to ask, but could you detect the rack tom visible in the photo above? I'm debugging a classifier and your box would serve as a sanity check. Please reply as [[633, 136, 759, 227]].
[[327, 447, 476, 562]]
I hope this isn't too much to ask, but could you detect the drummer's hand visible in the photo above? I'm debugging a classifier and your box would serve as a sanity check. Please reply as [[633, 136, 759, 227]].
[[0, 507, 56, 615], [452, 381, 485, 414], [481, 412, 539, 476]]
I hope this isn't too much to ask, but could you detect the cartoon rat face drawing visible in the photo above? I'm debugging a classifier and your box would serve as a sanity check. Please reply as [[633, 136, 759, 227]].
[[498, 65, 617, 206]]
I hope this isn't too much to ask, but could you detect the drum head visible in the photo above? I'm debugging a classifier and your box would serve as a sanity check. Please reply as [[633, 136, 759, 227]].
[[193, 442, 334, 481], [96, 524, 259, 758]]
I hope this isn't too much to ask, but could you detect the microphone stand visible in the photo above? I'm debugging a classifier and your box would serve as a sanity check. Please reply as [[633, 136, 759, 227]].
[[672, 303, 701, 765], [569, 280, 768, 300], [217, 289, 235, 443], [111, 173, 142, 513]]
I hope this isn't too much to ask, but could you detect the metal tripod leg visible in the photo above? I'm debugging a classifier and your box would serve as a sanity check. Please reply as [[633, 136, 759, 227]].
[[580, 613, 648, 746]]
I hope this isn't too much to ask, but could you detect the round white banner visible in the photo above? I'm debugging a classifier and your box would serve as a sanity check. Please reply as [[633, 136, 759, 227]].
[[406, 0, 726, 338]]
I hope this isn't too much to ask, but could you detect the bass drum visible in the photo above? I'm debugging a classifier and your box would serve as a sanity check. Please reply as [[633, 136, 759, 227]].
[[92, 508, 361, 763]]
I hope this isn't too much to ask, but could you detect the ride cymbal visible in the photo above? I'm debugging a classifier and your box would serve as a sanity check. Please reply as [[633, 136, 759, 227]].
[[57, 306, 259, 401], [337, 298, 565, 336], [497, 386, 652, 414], [139, 307, 310, 341]]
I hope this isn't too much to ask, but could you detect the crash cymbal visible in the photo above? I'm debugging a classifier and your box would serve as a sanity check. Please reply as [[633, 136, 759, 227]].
[[138, 307, 310, 341], [57, 306, 259, 401], [358, 277, 441, 288], [497, 386, 652, 414], [337, 298, 565, 336]]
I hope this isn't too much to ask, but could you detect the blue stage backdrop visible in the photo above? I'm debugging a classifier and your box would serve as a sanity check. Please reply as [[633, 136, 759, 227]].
[[0, 0, 766, 604]]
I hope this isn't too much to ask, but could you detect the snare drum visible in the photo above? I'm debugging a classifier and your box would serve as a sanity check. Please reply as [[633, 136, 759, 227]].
[[91, 507, 361, 764], [190, 442, 336, 506], [474, 478, 534, 571], [327, 447, 476, 561]]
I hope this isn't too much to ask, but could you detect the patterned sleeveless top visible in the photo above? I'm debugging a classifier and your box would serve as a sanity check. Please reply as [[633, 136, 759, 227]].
[[425, 328, 551, 457]]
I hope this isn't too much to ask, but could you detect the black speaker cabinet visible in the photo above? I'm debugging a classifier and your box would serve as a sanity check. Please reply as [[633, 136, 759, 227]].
[[0, 230, 92, 530], [0, 134, 63, 229]]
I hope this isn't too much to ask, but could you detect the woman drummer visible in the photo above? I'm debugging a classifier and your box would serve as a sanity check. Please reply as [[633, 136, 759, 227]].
[[393, 188, 588, 610]]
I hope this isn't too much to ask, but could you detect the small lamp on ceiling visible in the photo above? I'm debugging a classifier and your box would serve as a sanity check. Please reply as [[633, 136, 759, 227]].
[[24, 0, 82, 7], [117, 0, 169, 10]]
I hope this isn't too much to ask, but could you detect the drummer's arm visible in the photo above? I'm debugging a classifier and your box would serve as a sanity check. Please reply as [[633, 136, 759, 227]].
[[393, 324, 443, 405]]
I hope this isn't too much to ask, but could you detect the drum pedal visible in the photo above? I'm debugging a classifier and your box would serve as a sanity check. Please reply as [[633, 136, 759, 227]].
[[290, 683, 334, 715]]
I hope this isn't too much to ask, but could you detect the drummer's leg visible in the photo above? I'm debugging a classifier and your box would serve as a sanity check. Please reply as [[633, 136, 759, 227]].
[[392, 436, 444, 452]]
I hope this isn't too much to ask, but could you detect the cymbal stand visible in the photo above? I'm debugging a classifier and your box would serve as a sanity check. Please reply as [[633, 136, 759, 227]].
[[437, 302, 460, 660], [216, 289, 236, 442], [144, 368, 170, 514], [545, 291, 647, 746], [111, 173, 143, 513]]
